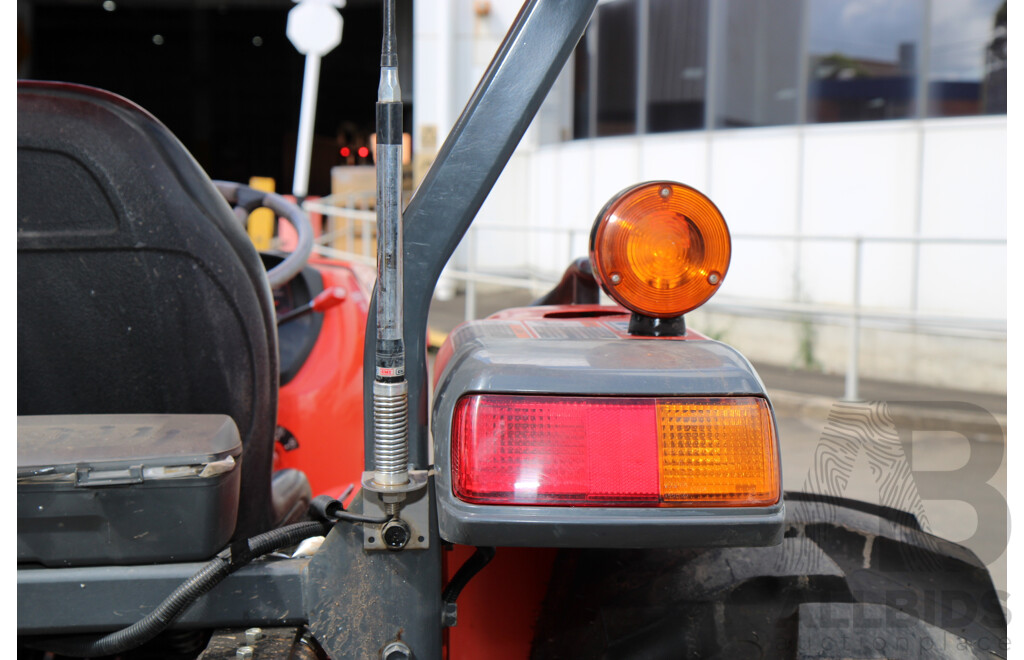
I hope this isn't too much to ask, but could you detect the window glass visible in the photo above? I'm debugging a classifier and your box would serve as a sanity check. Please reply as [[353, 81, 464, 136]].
[[806, 0, 923, 123], [714, 0, 801, 128], [928, 0, 1006, 116], [595, 0, 639, 136], [647, 0, 708, 132]]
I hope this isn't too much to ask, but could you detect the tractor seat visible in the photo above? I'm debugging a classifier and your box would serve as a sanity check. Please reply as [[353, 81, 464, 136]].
[[17, 81, 309, 546]]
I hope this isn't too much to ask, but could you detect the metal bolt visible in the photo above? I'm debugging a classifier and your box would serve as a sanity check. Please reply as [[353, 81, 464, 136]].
[[382, 640, 412, 660], [236, 646, 254, 660], [380, 492, 405, 518], [245, 628, 264, 645], [659, 186, 671, 198], [708, 272, 720, 285], [610, 272, 622, 285]]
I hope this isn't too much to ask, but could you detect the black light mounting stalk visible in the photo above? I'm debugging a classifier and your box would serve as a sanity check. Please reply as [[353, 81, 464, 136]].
[[627, 312, 686, 337], [361, 0, 428, 550]]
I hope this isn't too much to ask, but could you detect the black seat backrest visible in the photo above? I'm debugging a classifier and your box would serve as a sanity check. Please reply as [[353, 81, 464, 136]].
[[17, 81, 279, 539]]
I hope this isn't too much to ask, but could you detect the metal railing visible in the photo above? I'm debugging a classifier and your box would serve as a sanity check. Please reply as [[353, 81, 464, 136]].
[[303, 197, 1006, 401], [718, 233, 1005, 400], [304, 193, 379, 261]]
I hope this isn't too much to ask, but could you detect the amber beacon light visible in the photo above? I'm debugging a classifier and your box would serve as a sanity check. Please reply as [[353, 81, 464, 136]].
[[590, 181, 731, 318]]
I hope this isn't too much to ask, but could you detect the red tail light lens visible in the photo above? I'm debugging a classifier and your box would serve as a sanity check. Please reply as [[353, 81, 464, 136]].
[[451, 395, 779, 507]]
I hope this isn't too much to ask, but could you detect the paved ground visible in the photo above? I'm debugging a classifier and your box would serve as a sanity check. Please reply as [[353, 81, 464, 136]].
[[427, 286, 1008, 596]]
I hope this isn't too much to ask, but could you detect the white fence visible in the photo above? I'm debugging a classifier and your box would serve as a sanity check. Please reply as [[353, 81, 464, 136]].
[[303, 196, 1006, 400]]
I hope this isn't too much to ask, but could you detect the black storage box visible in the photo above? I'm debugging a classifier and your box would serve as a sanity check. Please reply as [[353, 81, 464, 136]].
[[18, 414, 242, 567]]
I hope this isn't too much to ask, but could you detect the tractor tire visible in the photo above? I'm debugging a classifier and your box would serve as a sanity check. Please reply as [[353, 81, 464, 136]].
[[531, 492, 1007, 659]]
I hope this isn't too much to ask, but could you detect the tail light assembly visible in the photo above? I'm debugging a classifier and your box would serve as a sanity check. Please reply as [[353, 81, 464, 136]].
[[432, 180, 782, 548], [432, 334, 783, 548], [453, 395, 779, 508]]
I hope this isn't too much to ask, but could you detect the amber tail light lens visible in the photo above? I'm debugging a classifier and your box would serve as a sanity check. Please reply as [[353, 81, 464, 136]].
[[451, 395, 779, 507]]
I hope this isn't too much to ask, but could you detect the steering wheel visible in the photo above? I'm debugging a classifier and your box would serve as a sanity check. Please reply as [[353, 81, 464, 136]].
[[213, 180, 315, 289]]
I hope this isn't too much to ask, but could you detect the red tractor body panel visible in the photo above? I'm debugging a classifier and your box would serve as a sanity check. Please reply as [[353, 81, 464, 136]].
[[275, 259, 370, 502]]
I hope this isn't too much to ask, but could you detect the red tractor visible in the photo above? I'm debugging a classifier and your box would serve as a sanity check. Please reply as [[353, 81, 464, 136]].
[[17, 1, 1006, 658]]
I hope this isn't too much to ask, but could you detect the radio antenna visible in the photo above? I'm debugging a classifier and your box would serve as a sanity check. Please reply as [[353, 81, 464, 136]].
[[371, 0, 410, 502]]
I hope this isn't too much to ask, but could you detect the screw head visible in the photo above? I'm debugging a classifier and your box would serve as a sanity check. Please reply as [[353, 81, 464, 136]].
[[245, 627, 263, 645], [659, 186, 671, 198], [236, 646, 254, 660], [707, 272, 720, 285], [609, 272, 622, 285]]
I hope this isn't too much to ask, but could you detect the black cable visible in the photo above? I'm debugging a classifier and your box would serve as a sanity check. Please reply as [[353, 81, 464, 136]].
[[333, 511, 390, 525], [381, 0, 397, 67], [30, 495, 385, 659], [310, 493, 344, 520], [31, 520, 330, 658], [310, 493, 388, 526], [442, 546, 497, 605]]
